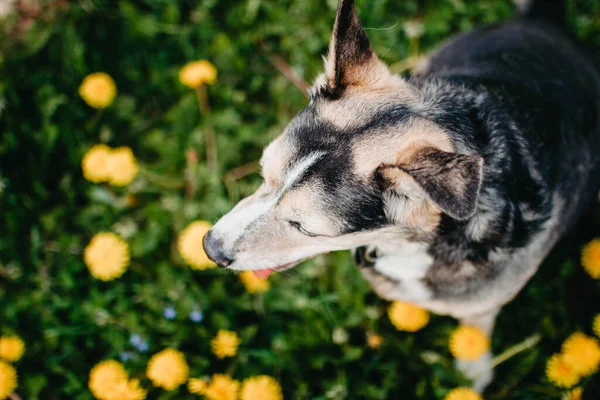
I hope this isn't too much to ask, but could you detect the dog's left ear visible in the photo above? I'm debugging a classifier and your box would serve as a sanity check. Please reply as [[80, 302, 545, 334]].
[[378, 148, 484, 221], [325, 0, 387, 94]]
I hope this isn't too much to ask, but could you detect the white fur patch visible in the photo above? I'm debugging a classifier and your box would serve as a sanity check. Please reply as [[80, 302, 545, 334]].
[[282, 152, 325, 192], [373, 240, 433, 280], [371, 240, 434, 301], [212, 152, 325, 249], [214, 191, 279, 249]]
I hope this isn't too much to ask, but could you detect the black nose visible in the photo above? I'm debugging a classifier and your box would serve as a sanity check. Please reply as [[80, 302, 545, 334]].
[[203, 230, 234, 268]]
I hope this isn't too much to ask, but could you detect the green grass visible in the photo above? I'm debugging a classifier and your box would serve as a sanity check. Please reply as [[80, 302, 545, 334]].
[[1, 0, 600, 399]]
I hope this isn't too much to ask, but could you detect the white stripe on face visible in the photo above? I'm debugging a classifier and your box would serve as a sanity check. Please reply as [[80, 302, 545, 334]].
[[212, 151, 326, 248], [281, 151, 326, 193]]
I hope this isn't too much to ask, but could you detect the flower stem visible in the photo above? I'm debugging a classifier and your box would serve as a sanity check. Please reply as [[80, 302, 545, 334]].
[[184, 148, 198, 199], [491, 333, 541, 368], [195, 85, 218, 171], [223, 161, 260, 202], [85, 109, 103, 131], [139, 168, 186, 189], [259, 43, 310, 98]]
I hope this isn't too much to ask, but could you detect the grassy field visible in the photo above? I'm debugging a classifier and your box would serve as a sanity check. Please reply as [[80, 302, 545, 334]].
[[2, 0, 600, 399]]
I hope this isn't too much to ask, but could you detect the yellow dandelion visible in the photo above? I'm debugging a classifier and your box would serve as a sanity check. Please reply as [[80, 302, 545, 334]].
[[211, 330, 241, 359], [563, 388, 583, 400], [84, 232, 130, 281], [82, 144, 111, 183], [79, 72, 117, 109], [105, 379, 147, 400], [562, 332, 600, 376], [204, 374, 239, 400], [449, 325, 490, 361], [178, 221, 216, 270], [594, 314, 600, 339], [366, 332, 383, 349], [546, 353, 581, 388], [88, 360, 128, 400], [387, 301, 430, 332], [582, 238, 600, 278], [0, 361, 17, 400], [146, 348, 189, 390], [0, 336, 24, 362], [106, 147, 139, 186], [240, 271, 271, 294], [444, 387, 482, 400], [179, 60, 217, 88], [188, 378, 209, 395], [240, 375, 282, 400]]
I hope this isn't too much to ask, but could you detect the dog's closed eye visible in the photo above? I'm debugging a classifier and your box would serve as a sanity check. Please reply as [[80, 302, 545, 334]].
[[288, 220, 316, 237]]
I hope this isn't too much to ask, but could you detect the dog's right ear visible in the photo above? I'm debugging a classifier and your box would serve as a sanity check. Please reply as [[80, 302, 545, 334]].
[[324, 0, 387, 96], [377, 147, 484, 222]]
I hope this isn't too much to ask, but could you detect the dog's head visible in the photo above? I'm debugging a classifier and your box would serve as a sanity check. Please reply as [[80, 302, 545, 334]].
[[204, 0, 483, 277]]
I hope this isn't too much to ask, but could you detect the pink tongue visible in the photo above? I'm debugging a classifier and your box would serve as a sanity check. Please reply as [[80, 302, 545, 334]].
[[253, 269, 274, 279]]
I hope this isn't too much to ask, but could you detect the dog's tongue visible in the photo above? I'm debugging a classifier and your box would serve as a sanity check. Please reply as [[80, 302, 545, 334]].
[[253, 269, 274, 279]]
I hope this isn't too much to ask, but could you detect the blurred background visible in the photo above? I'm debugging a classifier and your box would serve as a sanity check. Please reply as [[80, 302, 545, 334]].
[[2, 0, 600, 399]]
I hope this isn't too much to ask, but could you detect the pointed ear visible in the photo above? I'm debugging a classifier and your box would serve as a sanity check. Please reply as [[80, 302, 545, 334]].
[[325, 0, 377, 94], [379, 148, 484, 221]]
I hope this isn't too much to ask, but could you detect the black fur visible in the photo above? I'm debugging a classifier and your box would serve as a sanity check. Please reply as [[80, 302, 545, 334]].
[[521, 0, 566, 26]]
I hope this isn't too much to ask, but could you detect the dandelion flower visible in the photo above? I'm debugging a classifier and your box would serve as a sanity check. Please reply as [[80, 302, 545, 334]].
[[582, 239, 600, 278], [106, 147, 139, 186], [240, 270, 270, 294], [211, 330, 240, 359], [387, 301, 429, 332], [563, 388, 583, 400], [240, 375, 282, 400], [546, 353, 581, 388], [204, 374, 239, 400], [179, 60, 217, 88], [449, 325, 490, 361], [403, 20, 425, 39], [82, 144, 111, 183], [105, 378, 147, 400], [562, 332, 600, 376], [444, 387, 482, 400], [366, 332, 383, 349], [594, 314, 600, 339], [178, 221, 216, 270], [146, 348, 189, 390], [0, 361, 17, 400], [0, 336, 24, 362], [188, 378, 209, 395], [79, 72, 117, 109], [88, 360, 128, 400], [84, 232, 130, 281]]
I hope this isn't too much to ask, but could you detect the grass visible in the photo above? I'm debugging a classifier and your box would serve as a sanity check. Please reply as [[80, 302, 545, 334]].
[[1, 0, 600, 399]]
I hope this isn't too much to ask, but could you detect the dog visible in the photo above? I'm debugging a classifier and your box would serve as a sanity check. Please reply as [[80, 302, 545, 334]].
[[204, 0, 600, 391]]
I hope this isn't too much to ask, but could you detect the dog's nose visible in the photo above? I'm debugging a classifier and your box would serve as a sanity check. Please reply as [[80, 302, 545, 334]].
[[203, 230, 234, 268]]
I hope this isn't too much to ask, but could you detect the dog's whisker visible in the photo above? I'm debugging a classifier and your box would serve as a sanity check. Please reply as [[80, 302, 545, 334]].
[[363, 22, 399, 31]]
